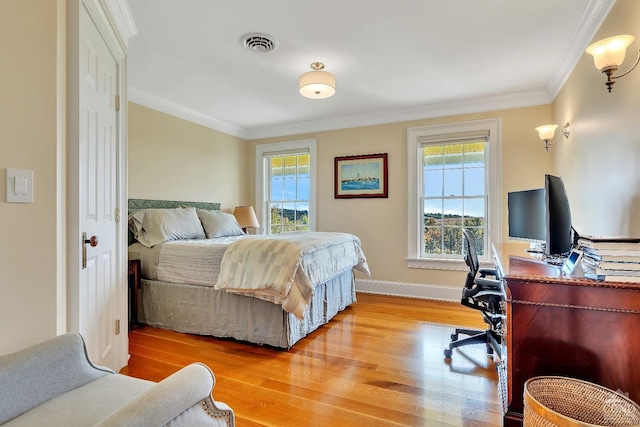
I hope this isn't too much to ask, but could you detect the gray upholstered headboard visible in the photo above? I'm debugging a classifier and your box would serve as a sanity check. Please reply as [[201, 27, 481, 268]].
[[127, 199, 221, 245]]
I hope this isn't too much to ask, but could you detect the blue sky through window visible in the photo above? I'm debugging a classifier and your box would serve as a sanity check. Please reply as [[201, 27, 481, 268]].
[[271, 172, 310, 203], [422, 143, 485, 218]]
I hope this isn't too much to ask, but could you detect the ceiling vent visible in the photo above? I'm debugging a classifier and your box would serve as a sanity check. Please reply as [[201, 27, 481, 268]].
[[240, 33, 279, 53]]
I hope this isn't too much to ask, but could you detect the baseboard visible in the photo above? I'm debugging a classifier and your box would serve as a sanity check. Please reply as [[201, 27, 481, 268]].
[[355, 279, 460, 302]]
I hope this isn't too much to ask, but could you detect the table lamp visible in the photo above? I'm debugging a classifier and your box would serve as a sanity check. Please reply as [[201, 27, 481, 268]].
[[233, 206, 260, 233]]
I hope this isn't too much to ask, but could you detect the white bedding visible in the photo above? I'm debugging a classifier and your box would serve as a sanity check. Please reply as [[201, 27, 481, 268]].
[[128, 236, 245, 286], [215, 232, 370, 318], [128, 232, 370, 319]]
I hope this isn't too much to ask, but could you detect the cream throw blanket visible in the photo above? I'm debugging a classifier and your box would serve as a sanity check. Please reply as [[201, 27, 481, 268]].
[[214, 232, 370, 319]]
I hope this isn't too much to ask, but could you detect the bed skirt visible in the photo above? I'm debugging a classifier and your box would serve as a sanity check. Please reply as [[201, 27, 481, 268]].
[[138, 269, 356, 348]]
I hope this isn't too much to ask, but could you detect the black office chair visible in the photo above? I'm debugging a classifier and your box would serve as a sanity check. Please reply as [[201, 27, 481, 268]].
[[444, 229, 505, 359]]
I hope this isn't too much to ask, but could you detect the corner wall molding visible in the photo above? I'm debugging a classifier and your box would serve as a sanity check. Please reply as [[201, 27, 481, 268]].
[[544, 0, 617, 100]]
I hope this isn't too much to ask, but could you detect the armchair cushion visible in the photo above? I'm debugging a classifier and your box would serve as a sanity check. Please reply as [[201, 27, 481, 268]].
[[3, 375, 154, 426], [0, 333, 112, 425], [0, 333, 234, 427]]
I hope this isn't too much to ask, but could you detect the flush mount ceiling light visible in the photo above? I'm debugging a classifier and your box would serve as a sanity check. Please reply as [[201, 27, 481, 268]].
[[299, 62, 336, 99], [586, 35, 639, 92], [239, 32, 279, 53], [535, 122, 571, 151]]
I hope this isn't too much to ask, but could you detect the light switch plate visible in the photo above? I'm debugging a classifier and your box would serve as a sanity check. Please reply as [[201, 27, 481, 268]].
[[6, 168, 33, 203]]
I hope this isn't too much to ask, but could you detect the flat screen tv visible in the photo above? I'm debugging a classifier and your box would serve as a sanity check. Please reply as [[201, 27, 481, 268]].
[[545, 174, 572, 256], [507, 188, 546, 243]]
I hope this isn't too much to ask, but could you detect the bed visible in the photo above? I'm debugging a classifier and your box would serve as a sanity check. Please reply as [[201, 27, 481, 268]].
[[127, 199, 369, 348]]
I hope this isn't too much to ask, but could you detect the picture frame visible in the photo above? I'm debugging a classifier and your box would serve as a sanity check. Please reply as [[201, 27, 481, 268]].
[[334, 153, 388, 199]]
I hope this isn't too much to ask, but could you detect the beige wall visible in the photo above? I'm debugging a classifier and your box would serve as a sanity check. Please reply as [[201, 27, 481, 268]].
[[128, 103, 552, 288], [128, 103, 250, 212], [250, 105, 553, 286], [0, 0, 60, 353], [552, 0, 640, 237], [4, 0, 632, 358], [126, 0, 639, 291]]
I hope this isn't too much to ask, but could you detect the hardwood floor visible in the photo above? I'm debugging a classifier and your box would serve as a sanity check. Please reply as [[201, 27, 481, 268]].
[[121, 293, 503, 426]]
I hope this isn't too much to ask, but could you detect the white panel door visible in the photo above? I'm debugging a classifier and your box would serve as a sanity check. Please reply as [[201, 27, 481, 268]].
[[79, 6, 118, 368]]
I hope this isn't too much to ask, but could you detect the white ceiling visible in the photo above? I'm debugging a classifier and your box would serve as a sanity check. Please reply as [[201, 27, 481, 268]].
[[126, 0, 615, 140]]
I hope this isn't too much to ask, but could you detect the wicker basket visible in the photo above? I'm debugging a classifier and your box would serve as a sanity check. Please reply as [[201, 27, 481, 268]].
[[524, 377, 640, 427]]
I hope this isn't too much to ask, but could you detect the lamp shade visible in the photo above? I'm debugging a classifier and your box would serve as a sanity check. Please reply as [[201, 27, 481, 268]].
[[233, 206, 260, 229], [586, 35, 635, 71], [535, 124, 558, 141], [299, 62, 335, 99]]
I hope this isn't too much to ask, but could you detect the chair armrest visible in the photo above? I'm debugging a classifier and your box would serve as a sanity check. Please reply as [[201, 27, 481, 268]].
[[474, 277, 503, 292], [462, 277, 503, 297], [94, 363, 234, 427], [479, 267, 498, 278]]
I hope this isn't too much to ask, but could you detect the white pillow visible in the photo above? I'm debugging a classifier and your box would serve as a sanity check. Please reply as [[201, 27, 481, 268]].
[[128, 207, 205, 247], [197, 209, 245, 238]]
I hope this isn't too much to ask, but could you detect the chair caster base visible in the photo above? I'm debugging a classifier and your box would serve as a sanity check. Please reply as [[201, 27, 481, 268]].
[[444, 348, 453, 358], [450, 333, 458, 341]]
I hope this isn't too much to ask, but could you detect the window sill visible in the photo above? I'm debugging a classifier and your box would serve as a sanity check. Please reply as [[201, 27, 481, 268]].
[[407, 257, 494, 271]]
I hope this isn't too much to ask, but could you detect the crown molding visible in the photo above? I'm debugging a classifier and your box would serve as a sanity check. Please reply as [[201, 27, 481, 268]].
[[129, 85, 549, 141], [128, 88, 251, 139], [99, 0, 137, 47], [544, 0, 617, 100], [245, 90, 550, 140], [125, 0, 614, 141]]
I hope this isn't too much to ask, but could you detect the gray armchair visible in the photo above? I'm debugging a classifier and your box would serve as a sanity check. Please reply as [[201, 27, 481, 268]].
[[0, 333, 234, 426]]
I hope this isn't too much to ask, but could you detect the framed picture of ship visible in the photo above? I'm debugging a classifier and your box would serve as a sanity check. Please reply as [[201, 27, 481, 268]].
[[334, 153, 388, 199]]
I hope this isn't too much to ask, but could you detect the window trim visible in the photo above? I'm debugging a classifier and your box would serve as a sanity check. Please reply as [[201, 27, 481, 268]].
[[407, 118, 501, 269], [255, 139, 317, 234]]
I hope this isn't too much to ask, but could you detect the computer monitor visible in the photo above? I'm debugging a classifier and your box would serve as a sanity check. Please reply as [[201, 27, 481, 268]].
[[545, 174, 572, 256], [507, 175, 573, 256], [507, 188, 546, 243]]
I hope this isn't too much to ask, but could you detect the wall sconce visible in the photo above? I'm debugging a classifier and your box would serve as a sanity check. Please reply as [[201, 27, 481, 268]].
[[233, 206, 260, 233], [535, 122, 570, 151], [586, 35, 639, 92]]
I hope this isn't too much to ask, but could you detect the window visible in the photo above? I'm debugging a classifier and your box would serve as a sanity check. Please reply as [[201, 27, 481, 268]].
[[423, 141, 487, 257], [268, 153, 310, 233], [407, 119, 501, 269], [255, 139, 316, 234]]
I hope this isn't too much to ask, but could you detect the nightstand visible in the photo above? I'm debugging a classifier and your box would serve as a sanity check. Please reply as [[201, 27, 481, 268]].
[[128, 259, 141, 329]]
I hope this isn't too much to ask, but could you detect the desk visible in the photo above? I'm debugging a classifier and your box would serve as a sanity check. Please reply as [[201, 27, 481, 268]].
[[493, 243, 640, 426]]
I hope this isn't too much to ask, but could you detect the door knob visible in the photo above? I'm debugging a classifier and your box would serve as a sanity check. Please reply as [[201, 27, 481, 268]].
[[82, 232, 98, 269], [84, 235, 99, 247]]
